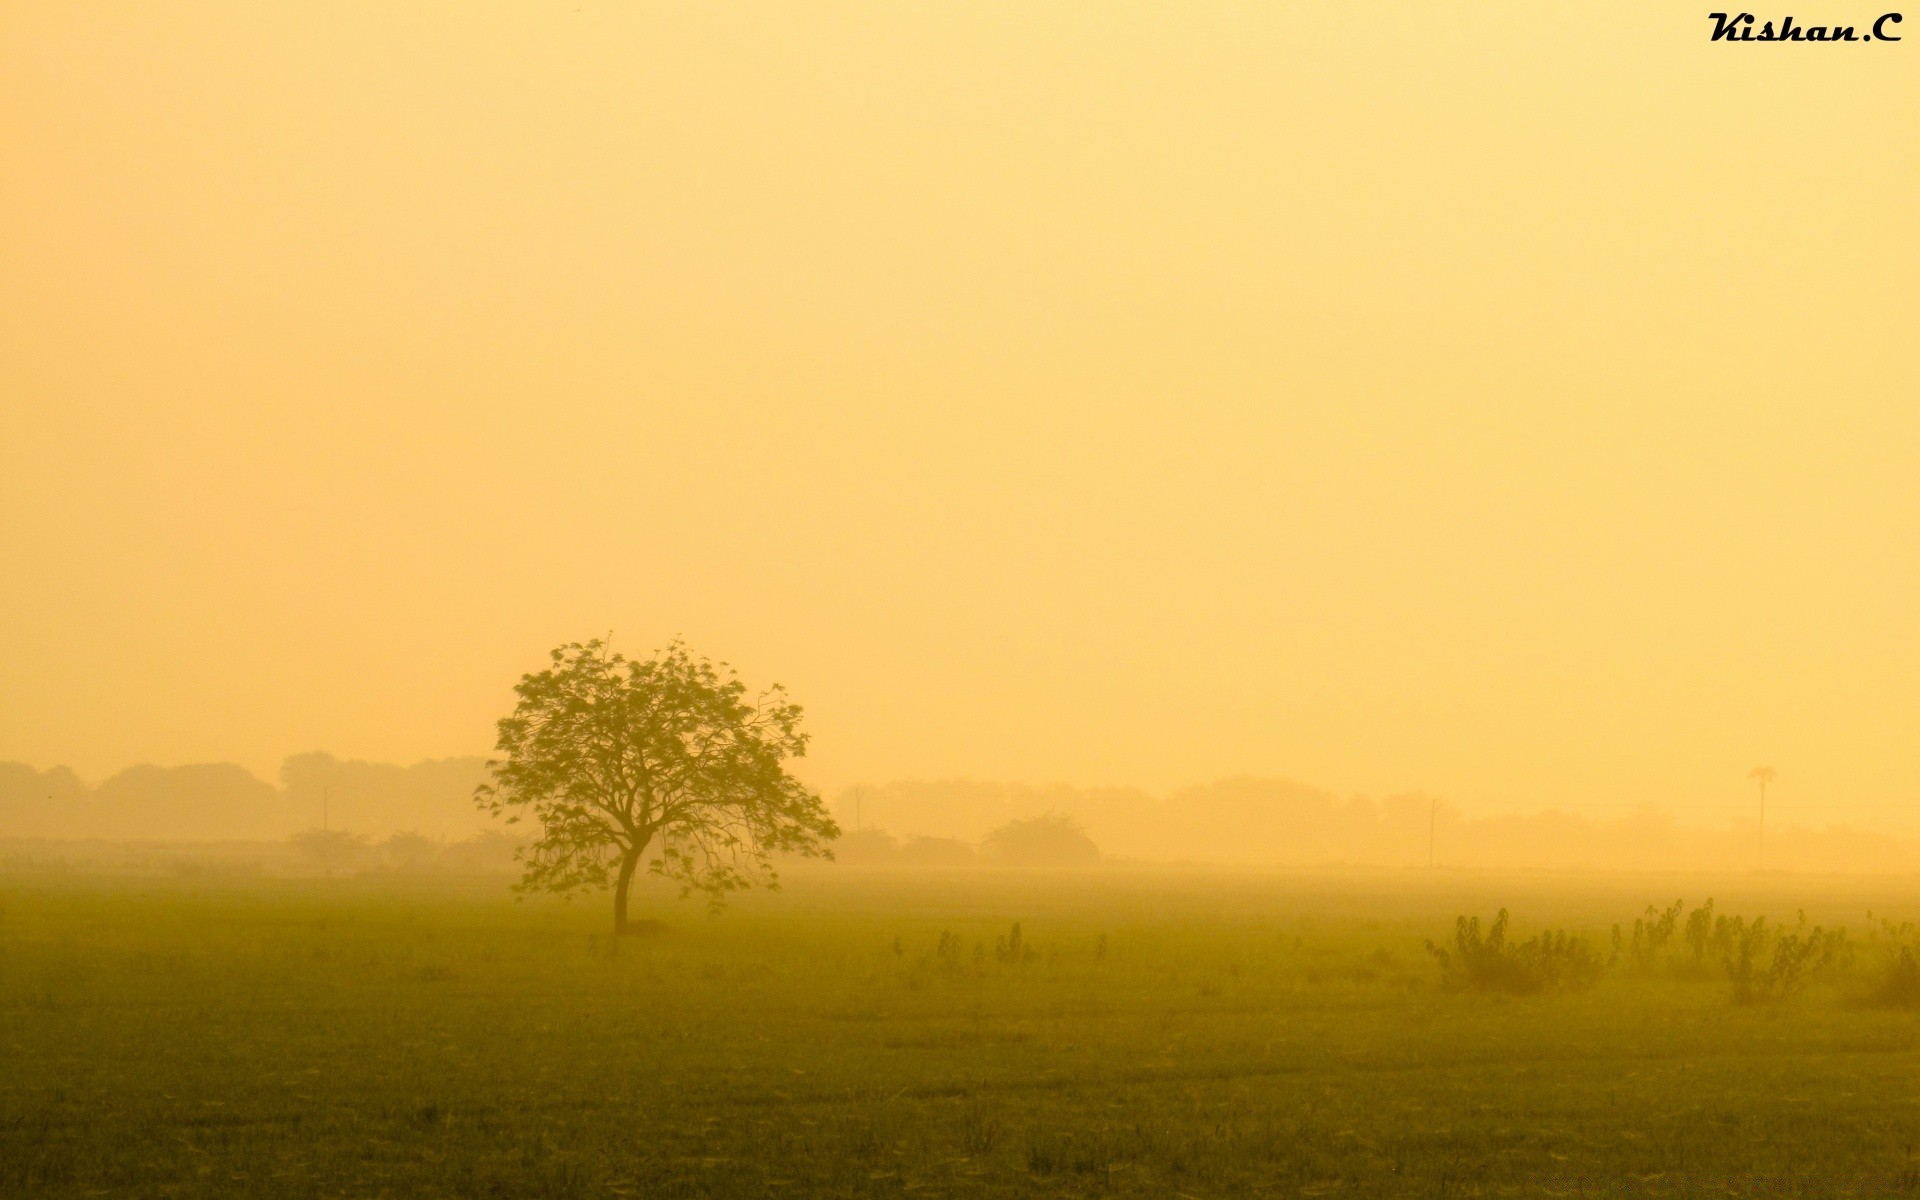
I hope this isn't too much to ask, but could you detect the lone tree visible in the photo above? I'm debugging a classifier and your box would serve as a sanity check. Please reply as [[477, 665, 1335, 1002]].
[[476, 639, 838, 931]]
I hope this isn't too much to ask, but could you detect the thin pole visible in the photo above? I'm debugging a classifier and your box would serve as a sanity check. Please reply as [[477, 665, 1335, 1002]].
[[1428, 797, 1437, 869]]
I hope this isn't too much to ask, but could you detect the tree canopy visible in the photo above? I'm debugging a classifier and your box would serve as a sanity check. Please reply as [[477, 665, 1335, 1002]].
[[981, 812, 1100, 867], [476, 639, 838, 929]]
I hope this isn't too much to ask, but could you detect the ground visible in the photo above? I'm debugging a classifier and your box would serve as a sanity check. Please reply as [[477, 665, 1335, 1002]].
[[3, 865, 1919, 1197]]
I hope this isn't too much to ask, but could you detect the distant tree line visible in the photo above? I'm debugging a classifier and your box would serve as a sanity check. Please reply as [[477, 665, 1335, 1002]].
[[5, 758, 1915, 873], [0, 755, 495, 842], [830, 778, 1919, 873], [837, 813, 1101, 868]]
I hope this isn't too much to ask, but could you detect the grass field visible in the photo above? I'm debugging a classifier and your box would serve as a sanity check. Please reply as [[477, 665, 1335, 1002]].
[[5, 865, 1920, 1198]]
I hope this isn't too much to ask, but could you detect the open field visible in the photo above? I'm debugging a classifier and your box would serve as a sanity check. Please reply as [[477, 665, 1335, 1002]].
[[5, 866, 1920, 1198]]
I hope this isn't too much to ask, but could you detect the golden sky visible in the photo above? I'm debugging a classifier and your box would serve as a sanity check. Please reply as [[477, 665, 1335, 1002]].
[[2, 3, 1915, 829]]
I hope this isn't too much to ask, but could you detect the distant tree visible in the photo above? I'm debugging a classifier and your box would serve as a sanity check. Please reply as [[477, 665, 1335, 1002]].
[[439, 830, 521, 873], [1748, 766, 1777, 864], [833, 827, 901, 866], [980, 813, 1100, 867], [290, 828, 370, 875], [381, 830, 440, 870], [476, 639, 839, 931]]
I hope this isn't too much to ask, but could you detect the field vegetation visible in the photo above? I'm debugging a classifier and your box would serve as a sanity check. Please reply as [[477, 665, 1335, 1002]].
[[5, 866, 1920, 1197]]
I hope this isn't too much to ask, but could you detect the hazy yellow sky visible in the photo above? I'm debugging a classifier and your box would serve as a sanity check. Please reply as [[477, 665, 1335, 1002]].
[[2, 3, 1915, 829]]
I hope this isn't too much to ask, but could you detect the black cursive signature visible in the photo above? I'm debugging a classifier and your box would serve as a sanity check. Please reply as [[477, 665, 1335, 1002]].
[[1708, 11, 1903, 39]]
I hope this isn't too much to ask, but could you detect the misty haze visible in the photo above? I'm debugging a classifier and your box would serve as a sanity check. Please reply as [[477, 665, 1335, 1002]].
[[9, 760, 1919, 876], [4, 3, 1917, 1198]]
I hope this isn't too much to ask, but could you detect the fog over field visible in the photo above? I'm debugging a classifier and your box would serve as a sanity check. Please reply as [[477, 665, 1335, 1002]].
[[4, 7, 1918, 837], [4, 1, 1916, 1195], [5, 757, 1917, 875]]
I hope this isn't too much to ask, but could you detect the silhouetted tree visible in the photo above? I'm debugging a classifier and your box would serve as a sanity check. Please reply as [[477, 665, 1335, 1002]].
[[381, 830, 440, 870], [980, 812, 1100, 867], [833, 827, 901, 866], [476, 639, 838, 931], [291, 828, 369, 875]]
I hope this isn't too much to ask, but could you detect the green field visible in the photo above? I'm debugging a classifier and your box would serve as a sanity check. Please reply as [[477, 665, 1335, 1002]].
[[5, 866, 1920, 1198]]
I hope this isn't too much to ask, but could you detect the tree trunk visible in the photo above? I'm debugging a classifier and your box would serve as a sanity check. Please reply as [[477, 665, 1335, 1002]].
[[613, 846, 643, 934]]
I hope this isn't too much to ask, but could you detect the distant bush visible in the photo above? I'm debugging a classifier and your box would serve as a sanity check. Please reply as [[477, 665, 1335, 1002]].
[[980, 813, 1099, 867], [1611, 898, 1857, 1002], [994, 922, 1037, 966], [1428, 909, 1603, 995], [1610, 897, 1737, 970], [1684, 899, 1717, 960], [1724, 916, 1850, 1004], [1626, 900, 1685, 971], [832, 829, 901, 865], [289, 828, 370, 874], [1704, 910, 1761, 961], [1873, 945, 1920, 1008], [1861, 921, 1920, 1008], [437, 830, 522, 872], [381, 831, 441, 870], [825, 830, 981, 867]]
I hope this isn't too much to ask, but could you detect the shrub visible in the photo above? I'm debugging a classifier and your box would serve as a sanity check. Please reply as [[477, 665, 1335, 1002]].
[[1427, 910, 1603, 995], [1864, 923, 1920, 1008], [437, 830, 523, 872], [1724, 917, 1850, 1003], [1873, 945, 1920, 1008], [1684, 899, 1716, 960], [1628, 900, 1685, 971], [994, 922, 1036, 966], [935, 930, 975, 971]]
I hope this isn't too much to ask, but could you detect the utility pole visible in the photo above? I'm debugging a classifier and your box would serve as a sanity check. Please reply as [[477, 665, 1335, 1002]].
[[1428, 796, 1437, 869], [1748, 767, 1776, 869]]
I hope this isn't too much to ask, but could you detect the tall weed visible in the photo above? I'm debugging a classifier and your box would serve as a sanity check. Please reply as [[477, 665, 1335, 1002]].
[[1428, 910, 1603, 995]]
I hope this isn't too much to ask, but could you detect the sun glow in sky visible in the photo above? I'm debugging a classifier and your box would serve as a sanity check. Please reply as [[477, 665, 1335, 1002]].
[[3, 3, 1916, 828]]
